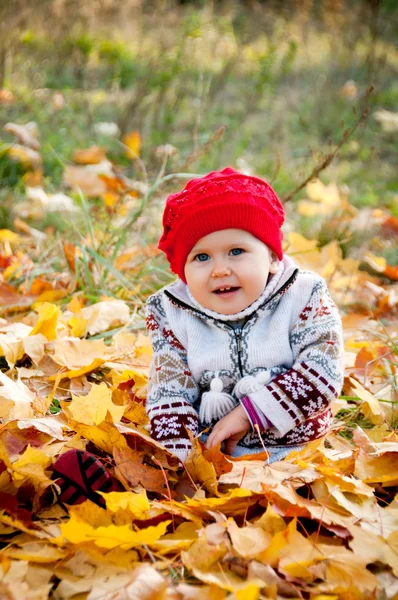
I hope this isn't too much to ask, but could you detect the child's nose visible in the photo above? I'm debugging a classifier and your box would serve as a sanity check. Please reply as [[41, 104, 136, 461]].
[[211, 264, 231, 278]]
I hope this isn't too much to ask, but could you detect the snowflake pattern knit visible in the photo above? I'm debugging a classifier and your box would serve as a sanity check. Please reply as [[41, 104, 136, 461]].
[[145, 256, 344, 463]]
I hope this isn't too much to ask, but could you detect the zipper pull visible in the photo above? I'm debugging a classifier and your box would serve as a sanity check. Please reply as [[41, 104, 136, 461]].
[[236, 331, 242, 352]]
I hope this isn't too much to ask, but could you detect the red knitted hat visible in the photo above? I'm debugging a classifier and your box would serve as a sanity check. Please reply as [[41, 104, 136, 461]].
[[158, 167, 285, 283]]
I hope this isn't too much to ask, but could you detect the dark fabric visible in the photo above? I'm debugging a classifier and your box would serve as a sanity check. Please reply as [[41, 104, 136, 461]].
[[51, 449, 119, 507]]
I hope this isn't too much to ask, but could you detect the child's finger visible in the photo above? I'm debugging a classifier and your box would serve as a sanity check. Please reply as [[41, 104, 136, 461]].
[[224, 437, 239, 455], [206, 428, 226, 449]]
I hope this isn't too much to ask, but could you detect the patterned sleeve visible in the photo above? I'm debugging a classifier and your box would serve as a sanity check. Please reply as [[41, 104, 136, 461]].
[[145, 293, 199, 462], [246, 278, 344, 438]]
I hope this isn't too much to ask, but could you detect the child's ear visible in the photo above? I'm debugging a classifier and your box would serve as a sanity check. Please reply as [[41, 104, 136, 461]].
[[269, 252, 280, 274]]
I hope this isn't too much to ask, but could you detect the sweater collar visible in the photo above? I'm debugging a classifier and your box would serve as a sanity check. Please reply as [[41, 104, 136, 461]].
[[185, 261, 285, 321], [163, 255, 300, 322]]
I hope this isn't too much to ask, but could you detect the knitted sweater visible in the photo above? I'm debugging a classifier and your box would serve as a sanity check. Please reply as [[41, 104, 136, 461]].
[[145, 256, 344, 462]]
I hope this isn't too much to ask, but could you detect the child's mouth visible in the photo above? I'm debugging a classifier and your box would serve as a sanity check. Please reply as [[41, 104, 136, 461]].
[[213, 286, 240, 297]]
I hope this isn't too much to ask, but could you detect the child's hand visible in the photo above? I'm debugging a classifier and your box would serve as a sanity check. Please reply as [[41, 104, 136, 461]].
[[205, 404, 251, 455]]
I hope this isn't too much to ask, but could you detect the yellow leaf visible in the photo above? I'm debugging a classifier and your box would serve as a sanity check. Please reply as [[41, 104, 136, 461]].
[[8, 144, 42, 168], [179, 488, 262, 518], [111, 368, 149, 399], [48, 358, 105, 380], [122, 400, 149, 425], [234, 584, 261, 600], [182, 536, 264, 592], [30, 302, 60, 341], [65, 382, 125, 426], [32, 288, 68, 306], [364, 252, 387, 273], [67, 315, 88, 337], [57, 511, 170, 549], [123, 130, 141, 160], [151, 521, 199, 554], [0, 230, 20, 245], [98, 490, 150, 518], [67, 295, 85, 313], [72, 420, 127, 455], [12, 445, 52, 488], [4, 543, 68, 563], [103, 191, 119, 208]]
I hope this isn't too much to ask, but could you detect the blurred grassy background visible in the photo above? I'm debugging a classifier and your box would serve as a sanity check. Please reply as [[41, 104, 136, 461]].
[[1, 0, 396, 200], [0, 0, 397, 303]]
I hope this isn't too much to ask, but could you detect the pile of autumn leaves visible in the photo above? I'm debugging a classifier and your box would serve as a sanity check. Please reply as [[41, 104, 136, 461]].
[[0, 285, 397, 599], [0, 127, 398, 597]]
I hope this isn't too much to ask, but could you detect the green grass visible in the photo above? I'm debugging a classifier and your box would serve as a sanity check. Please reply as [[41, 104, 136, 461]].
[[0, 1, 397, 305]]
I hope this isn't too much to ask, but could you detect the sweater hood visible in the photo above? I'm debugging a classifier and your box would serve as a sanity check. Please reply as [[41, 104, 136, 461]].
[[162, 254, 300, 322]]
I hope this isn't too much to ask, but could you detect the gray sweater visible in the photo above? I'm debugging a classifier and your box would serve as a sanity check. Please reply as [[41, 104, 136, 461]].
[[145, 256, 344, 462]]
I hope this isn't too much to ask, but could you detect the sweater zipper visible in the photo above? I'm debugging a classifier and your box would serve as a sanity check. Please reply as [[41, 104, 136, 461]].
[[235, 328, 244, 376], [163, 269, 298, 323], [163, 268, 298, 377]]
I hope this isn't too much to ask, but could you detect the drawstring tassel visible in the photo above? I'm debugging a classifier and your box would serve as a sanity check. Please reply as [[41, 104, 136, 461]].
[[199, 376, 236, 424], [233, 371, 271, 399]]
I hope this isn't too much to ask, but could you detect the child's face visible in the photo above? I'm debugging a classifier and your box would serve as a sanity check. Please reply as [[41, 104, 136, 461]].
[[184, 229, 280, 315]]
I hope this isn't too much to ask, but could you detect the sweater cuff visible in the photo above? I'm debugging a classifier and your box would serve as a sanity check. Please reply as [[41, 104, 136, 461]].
[[240, 396, 272, 432], [248, 385, 297, 437], [162, 439, 191, 464]]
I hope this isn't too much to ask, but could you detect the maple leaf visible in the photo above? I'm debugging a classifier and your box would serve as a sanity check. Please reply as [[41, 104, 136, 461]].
[[64, 382, 125, 426], [56, 510, 170, 549]]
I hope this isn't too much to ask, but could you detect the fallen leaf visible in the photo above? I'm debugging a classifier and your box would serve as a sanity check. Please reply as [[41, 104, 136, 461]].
[[123, 130, 141, 160], [72, 146, 106, 165], [64, 382, 125, 426]]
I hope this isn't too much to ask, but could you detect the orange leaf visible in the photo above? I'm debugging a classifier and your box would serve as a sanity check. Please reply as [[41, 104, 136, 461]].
[[72, 145, 106, 165], [123, 130, 141, 160], [113, 444, 168, 493], [63, 242, 79, 273], [203, 443, 233, 477], [0, 282, 37, 311]]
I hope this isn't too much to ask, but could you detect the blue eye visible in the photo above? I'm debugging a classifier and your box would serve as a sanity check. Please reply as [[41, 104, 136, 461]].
[[230, 248, 244, 256], [194, 253, 210, 262]]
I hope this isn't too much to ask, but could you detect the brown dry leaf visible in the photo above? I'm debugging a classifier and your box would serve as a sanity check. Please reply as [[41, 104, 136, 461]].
[[0, 371, 35, 419], [16, 417, 65, 441], [227, 519, 271, 559], [347, 523, 398, 576], [50, 337, 113, 370], [63, 165, 107, 197], [313, 543, 378, 596], [182, 535, 264, 593], [347, 377, 392, 424], [185, 436, 220, 496], [4, 122, 40, 150], [113, 444, 169, 493], [0, 281, 38, 312], [75, 299, 130, 335]]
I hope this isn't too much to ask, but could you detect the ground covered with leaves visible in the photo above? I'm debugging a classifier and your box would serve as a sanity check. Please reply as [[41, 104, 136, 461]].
[[0, 119, 397, 599], [1, 0, 398, 586]]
